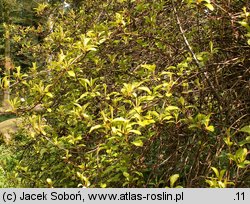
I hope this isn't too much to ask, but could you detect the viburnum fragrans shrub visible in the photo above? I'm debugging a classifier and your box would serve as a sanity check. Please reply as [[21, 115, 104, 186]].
[[6, 0, 249, 187]]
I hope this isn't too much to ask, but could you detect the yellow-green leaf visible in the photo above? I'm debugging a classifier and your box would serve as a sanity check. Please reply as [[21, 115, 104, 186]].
[[170, 174, 179, 188], [67, 70, 76, 77], [205, 3, 214, 11], [141, 64, 156, 72], [240, 125, 250, 134], [239, 136, 250, 146], [138, 86, 152, 95], [132, 140, 143, 147], [112, 117, 128, 123], [123, 172, 130, 178], [100, 183, 107, 188], [46, 178, 52, 185], [211, 167, 219, 178], [129, 129, 141, 135], [165, 106, 179, 111], [46, 92, 53, 98], [89, 124, 103, 133], [206, 125, 214, 132]]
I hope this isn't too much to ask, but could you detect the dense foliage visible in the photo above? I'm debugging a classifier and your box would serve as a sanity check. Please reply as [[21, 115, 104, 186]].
[[0, 0, 249, 187]]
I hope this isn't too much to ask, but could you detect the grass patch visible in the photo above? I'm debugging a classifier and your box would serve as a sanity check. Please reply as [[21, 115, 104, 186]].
[[0, 114, 16, 123]]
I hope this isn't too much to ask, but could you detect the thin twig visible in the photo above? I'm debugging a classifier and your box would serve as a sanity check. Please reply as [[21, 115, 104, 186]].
[[171, 0, 221, 103]]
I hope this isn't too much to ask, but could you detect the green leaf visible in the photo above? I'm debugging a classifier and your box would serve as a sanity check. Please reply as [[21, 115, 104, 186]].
[[112, 117, 128, 123], [244, 160, 250, 165], [41, 129, 47, 136], [80, 78, 91, 87], [170, 174, 179, 188], [206, 125, 214, 132], [211, 167, 219, 178], [137, 119, 155, 127], [235, 148, 248, 163], [205, 179, 217, 187], [67, 70, 76, 77], [219, 169, 226, 181], [139, 96, 155, 101], [149, 111, 160, 118], [77, 172, 83, 180], [179, 97, 185, 106], [46, 178, 52, 185], [227, 153, 235, 161], [237, 162, 248, 169], [239, 21, 250, 30], [100, 183, 107, 188], [165, 106, 179, 111], [123, 172, 130, 178], [46, 92, 53, 98], [141, 64, 156, 72], [162, 115, 173, 121], [134, 171, 144, 177], [205, 3, 214, 11], [86, 46, 97, 51], [224, 136, 233, 147], [138, 86, 152, 95], [218, 181, 226, 188], [240, 125, 250, 134], [132, 140, 143, 147], [209, 41, 213, 52], [129, 129, 141, 135], [89, 124, 103, 133], [239, 136, 250, 146]]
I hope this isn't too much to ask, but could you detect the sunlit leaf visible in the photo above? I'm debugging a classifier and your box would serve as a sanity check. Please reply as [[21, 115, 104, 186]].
[[211, 167, 219, 178], [89, 125, 103, 133], [46, 92, 53, 98], [239, 136, 250, 146], [205, 3, 214, 11], [240, 125, 250, 134], [138, 86, 152, 95], [170, 174, 179, 188], [46, 178, 52, 185], [165, 106, 179, 111], [112, 117, 128, 123], [141, 64, 156, 72], [132, 140, 143, 147], [67, 70, 76, 77], [235, 148, 248, 163], [129, 129, 141, 135], [206, 125, 214, 132], [123, 172, 130, 178]]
